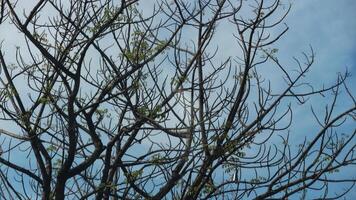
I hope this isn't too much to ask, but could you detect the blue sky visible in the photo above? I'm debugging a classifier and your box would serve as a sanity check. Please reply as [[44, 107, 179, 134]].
[[280, 0, 356, 82], [269, 0, 356, 134], [273, 1, 356, 198]]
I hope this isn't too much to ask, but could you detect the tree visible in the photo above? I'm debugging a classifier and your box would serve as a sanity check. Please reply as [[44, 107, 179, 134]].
[[0, 0, 354, 199]]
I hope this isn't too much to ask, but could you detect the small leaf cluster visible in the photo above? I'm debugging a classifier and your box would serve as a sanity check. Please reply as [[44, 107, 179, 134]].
[[137, 105, 165, 119], [124, 169, 143, 184]]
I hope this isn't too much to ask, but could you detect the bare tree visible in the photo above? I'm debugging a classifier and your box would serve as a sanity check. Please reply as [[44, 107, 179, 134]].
[[0, 0, 354, 199]]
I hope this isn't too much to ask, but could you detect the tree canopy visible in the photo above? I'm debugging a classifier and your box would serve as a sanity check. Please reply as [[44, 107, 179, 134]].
[[0, 0, 355, 199]]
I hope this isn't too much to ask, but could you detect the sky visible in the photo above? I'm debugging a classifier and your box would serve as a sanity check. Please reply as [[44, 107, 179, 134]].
[[270, 1, 356, 198], [264, 1, 356, 137], [281, 0, 356, 83], [0, 0, 355, 199]]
